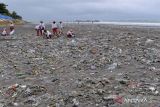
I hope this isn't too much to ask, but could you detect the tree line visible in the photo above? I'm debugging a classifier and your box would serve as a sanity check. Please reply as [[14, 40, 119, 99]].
[[0, 3, 22, 20]]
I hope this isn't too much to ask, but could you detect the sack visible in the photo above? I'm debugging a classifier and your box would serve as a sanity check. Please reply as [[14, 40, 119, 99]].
[[10, 30, 15, 35]]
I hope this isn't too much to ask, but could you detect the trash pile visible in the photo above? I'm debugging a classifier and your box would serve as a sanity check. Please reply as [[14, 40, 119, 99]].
[[0, 24, 160, 107], [0, 83, 51, 106]]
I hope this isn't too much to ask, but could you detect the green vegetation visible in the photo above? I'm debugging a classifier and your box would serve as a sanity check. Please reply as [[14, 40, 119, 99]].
[[0, 3, 22, 20], [11, 11, 22, 20]]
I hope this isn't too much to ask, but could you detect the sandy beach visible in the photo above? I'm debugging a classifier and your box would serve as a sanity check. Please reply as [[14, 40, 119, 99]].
[[0, 24, 160, 107]]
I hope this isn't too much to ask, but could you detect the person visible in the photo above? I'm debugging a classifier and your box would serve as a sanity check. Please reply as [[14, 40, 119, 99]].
[[39, 21, 45, 36], [52, 21, 58, 36], [9, 22, 15, 32], [67, 29, 75, 38], [1, 28, 8, 36], [35, 25, 40, 36], [43, 29, 52, 39], [58, 21, 63, 35]]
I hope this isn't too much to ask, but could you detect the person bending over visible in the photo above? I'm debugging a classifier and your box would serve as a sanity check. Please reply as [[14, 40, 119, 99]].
[[67, 29, 75, 38], [35, 25, 40, 36], [1, 28, 8, 36], [43, 29, 52, 39]]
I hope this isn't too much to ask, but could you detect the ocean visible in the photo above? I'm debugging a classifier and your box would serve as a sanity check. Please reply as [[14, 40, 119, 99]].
[[66, 21, 160, 27], [96, 21, 160, 27]]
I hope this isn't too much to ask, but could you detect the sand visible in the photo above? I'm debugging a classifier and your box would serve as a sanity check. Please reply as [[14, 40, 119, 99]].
[[0, 23, 160, 107]]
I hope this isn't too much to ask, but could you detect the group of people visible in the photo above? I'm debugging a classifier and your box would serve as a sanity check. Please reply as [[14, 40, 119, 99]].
[[35, 21, 75, 39], [0, 22, 15, 36], [0, 21, 74, 38]]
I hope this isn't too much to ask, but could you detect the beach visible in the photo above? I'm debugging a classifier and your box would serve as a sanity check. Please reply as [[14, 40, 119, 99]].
[[0, 23, 160, 107]]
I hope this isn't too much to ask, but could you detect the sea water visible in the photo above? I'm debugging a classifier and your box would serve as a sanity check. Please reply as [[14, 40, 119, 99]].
[[67, 21, 160, 27]]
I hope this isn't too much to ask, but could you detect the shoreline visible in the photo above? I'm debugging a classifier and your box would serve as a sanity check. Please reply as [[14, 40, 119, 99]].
[[65, 21, 160, 27]]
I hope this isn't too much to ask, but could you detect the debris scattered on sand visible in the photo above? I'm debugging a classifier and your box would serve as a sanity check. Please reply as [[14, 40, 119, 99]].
[[0, 24, 160, 107]]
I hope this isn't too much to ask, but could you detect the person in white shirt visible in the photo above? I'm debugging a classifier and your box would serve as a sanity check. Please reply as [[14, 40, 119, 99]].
[[1, 28, 8, 36], [58, 21, 63, 35], [52, 21, 58, 36], [43, 29, 52, 39], [9, 22, 15, 32], [39, 21, 45, 36], [67, 29, 75, 38], [35, 25, 40, 36]]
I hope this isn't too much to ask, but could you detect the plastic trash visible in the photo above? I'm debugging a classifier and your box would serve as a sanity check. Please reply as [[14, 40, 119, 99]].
[[72, 98, 79, 107], [145, 39, 154, 44], [71, 39, 77, 46], [108, 63, 118, 70], [27, 49, 35, 53], [9, 30, 15, 35], [90, 65, 96, 70], [0, 103, 4, 107]]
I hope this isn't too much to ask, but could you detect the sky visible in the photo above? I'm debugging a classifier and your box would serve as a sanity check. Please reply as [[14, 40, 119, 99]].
[[1, 0, 160, 22]]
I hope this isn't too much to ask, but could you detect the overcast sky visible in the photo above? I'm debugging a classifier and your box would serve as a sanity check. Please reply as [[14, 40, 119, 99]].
[[1, 0, 160, 22]]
